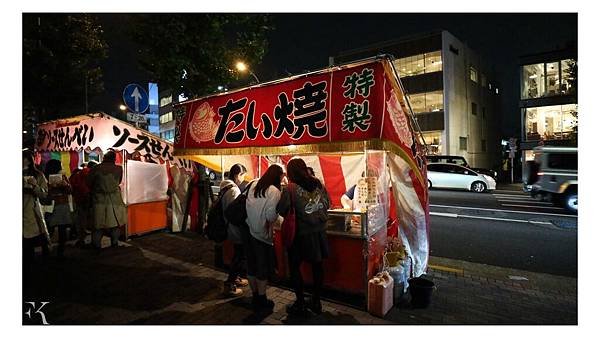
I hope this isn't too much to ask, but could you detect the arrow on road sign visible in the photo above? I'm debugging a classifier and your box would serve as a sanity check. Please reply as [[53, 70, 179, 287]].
[[131, 87, 142, 112], [123, 84, 149, 114]]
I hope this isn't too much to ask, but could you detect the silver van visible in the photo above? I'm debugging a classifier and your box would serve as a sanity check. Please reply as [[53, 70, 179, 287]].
[[524, 146, 577, 213]]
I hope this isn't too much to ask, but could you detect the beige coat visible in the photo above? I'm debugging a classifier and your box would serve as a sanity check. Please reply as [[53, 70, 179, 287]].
[[88, 162, 127, 229], [23, 174, 49, 239]]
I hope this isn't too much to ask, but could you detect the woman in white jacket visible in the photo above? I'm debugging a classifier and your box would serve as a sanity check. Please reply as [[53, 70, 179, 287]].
[[245, 164, 285, 312], [22, 150, 50, 269], [220, 163, 249, 297]]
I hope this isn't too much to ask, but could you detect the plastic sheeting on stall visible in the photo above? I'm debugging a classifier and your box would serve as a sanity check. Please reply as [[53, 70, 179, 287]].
[[388, 152, 429, 277], [126, 160, 169, 205], [169, 165, 192, 232]]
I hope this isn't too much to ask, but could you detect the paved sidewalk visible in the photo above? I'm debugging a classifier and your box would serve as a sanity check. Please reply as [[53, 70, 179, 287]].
[[22, 232, 577, 325]]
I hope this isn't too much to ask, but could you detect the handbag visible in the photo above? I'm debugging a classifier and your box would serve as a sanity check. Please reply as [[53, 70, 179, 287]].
[[281, 183, 297, 248]]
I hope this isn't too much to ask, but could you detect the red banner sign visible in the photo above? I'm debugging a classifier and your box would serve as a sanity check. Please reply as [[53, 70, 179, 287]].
[[174, 60, 412, 151]]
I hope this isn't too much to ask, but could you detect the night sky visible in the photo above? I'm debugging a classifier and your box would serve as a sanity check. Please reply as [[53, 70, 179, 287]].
[[93, 13, 577, 138]]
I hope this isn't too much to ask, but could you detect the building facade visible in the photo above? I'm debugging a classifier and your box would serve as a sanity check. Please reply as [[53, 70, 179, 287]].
[[158, 91, 176, 142], [519, 47, 577, 169], [333, 30, 501, 169]]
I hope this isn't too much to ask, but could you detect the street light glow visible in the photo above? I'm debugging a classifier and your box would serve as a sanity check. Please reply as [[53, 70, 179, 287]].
[[119, 105, 127, 111], [235, 61, 248, 72]]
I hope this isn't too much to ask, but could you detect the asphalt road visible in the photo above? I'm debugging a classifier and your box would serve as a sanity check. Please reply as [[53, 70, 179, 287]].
[[429, 188, 573, 216], [428, 188, 578, 277]]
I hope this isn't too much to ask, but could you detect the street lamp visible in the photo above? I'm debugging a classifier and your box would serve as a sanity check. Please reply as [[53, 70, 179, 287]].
[[235, 61, 260, 84], [119, 105, 127, 111]]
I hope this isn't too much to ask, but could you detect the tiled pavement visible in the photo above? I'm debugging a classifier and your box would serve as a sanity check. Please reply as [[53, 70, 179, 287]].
[[22, 231, 577, 325]]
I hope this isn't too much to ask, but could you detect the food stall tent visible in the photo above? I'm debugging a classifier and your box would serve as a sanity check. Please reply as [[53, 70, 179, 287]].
[[34, 113, 195, 237], [173, 56, 430, 296]]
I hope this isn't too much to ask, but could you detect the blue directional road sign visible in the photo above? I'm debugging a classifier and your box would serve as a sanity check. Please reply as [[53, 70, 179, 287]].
[[123, 84, 149, 113]]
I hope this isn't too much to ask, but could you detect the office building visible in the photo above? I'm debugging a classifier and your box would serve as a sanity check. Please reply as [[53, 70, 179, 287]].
[[333, 30, 501, 169]]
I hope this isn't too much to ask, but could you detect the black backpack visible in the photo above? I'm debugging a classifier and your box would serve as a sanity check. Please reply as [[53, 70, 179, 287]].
[[224, 181, 254, 228], [205, 184, 234, 242]]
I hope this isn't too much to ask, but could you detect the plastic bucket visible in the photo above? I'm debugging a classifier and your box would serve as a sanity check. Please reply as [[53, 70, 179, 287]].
[[408, 277, 435, 308]]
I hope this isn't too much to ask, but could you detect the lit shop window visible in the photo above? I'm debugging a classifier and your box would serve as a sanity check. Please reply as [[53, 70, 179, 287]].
[[521, 59, 576, 99], [160, 95, 172, 107], [394, 50, 442, 78], [160, 112, 173, 124], [408, 90, 443, 114], [546, 62, 560, 95], [561, 59, 576, 94], [525, 104, 578, 141], [422, 131, 443, 155], [469, 66, 478, 83]]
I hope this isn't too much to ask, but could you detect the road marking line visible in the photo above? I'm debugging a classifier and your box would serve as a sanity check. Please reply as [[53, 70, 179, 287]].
[[493, 194, 529, 198], [493, 195, 531, 200], [493, 190, 526, 194], [500, 204, 564, 210], [529, 220, 554, 225], [430, 212, 554, 225], [429, 204, 577, 218], [428, 264, 464, 274], [497, 199, 553, 205], [430, 212, 458, 218]]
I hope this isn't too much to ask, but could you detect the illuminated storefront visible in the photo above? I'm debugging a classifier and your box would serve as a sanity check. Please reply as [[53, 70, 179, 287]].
[[519, 47, 577, 181], [524, 104, 577, 141]]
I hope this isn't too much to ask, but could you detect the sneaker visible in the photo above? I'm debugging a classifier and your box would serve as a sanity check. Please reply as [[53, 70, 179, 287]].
[[224, 283, 243, 297], [286, 300, 310, 317], [234, 277, 249, 287]]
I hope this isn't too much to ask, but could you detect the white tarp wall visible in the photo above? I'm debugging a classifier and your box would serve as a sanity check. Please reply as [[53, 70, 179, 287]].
[[388, 152, 429, 277], [169, 165, 192, 232], [126, 161, 168, 204]]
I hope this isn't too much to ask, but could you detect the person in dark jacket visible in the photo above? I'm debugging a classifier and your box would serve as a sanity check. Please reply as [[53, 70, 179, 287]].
[[277, 158, 331, 316], [44, 159, 73, 258]]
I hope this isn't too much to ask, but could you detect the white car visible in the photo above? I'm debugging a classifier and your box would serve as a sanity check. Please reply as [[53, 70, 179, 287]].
[[427, 163, 496, 193]]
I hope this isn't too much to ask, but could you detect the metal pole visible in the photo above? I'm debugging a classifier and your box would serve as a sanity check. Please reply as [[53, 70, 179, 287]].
[[511, 157, 514, 184], [85, 72, 88, 114], [123, 149, 129, 241]]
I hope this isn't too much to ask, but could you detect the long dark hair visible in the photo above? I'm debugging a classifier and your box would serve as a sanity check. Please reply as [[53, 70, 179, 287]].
[[227, 163, 247, 181], [22, 150, 43, 178], [287, 158, 322, 192], [254, 164, 284, 198]]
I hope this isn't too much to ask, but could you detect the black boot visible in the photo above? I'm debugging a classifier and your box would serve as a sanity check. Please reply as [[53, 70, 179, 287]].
[[309, 296, 322, 314], [255, 294, 274, 312], [286, 298, 309, 316]]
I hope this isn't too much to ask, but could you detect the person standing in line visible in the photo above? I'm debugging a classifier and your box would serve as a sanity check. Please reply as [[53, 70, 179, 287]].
[[23, 150, 50, 267], [44, 159, 73, 259], [69, 161, 97, 247], [278, 158, 331, 316], [245, 164, 285, 312], [220, 163, 250, 297], [87, 151, 126, 249]]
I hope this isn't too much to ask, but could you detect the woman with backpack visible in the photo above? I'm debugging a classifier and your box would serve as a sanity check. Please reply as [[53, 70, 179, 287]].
[[219, 163, 249, 297], [245, 164, 285, 312], [277, 158, 331, 316]]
